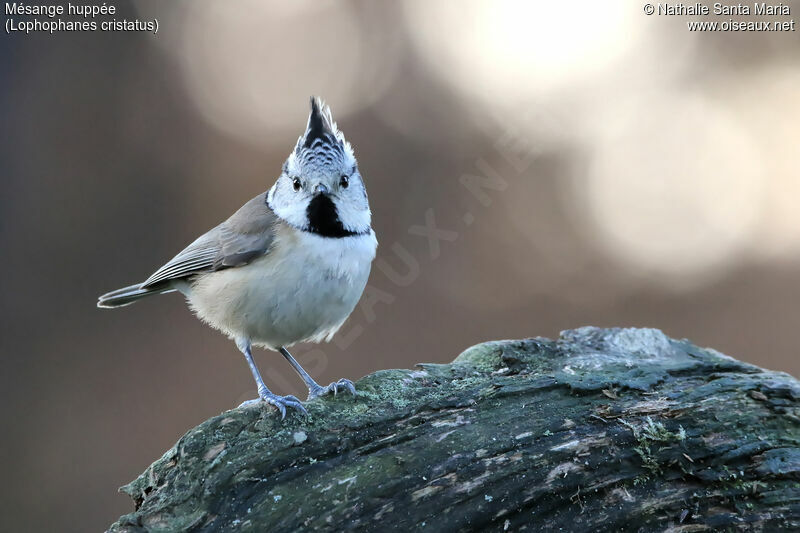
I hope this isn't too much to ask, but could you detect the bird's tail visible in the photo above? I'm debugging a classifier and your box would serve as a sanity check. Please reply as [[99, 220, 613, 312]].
[[97, 283, 173, 308]]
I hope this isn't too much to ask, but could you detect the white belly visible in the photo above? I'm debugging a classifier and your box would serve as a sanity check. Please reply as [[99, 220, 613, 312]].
[[186, 226, 377, 349]]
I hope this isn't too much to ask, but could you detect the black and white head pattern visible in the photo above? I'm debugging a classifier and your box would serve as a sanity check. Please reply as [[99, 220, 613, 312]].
[[267, 97, 371, 238]]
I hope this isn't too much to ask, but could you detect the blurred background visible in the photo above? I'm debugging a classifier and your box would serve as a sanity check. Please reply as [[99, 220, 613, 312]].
[[1, 1, 798, 530]]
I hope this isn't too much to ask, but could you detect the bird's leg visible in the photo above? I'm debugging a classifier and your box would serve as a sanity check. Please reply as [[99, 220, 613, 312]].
[[236, 338, 307, 418], [279, 346, 356, 401]]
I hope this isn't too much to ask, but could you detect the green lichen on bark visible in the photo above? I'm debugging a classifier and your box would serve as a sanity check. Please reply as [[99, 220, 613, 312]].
[[109, 327, 800, 532]]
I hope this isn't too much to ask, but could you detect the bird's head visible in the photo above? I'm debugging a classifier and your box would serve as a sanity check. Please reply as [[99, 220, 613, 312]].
[[267, 97, 371, 238]]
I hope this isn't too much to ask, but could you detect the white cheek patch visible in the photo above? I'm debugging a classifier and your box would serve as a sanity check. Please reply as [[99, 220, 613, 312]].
[[335, 199, 371, 232], [276, 203, 310, 229], [267, 182, 311, 229]]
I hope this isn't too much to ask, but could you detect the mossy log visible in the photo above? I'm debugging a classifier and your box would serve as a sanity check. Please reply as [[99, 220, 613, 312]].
[[110, 327, 800, 532]]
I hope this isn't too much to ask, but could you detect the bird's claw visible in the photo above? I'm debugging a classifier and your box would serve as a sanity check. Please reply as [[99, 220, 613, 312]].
[[265, 393, 308, 419], [308, 378, 357, 400], [240, 391, 308, 419]]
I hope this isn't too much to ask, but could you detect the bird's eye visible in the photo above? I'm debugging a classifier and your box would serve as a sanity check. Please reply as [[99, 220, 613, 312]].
[[292, 177, 302, 192], [340, 175, 349, 189]]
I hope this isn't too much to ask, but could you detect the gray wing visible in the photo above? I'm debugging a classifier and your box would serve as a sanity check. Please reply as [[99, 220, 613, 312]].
[[141, 193, 278, 289]]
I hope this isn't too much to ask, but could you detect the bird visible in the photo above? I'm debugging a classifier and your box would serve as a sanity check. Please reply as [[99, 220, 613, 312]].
[[98, 97, 377, 418]]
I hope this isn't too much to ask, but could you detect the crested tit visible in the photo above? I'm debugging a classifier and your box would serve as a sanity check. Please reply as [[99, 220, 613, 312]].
[[98, 98, 377, 418]]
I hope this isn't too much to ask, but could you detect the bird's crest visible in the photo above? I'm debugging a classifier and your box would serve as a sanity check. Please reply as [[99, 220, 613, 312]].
[[298, 97, 346, 150], [292, 97, 353, 172]]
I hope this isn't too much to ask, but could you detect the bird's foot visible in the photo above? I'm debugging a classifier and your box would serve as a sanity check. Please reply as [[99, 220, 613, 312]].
[[308, 378, 357, 401], [239, 389, 308, 419]]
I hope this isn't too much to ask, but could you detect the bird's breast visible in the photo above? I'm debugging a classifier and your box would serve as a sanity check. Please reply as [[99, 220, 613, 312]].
[[188, 225, 377, 347]]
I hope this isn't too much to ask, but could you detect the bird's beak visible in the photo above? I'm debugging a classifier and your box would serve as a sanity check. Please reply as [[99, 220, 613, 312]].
[[315, 183, 329, 195]]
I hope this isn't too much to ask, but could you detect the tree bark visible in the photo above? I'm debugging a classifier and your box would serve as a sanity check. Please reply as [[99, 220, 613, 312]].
[[109, 327, 800, 532]]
